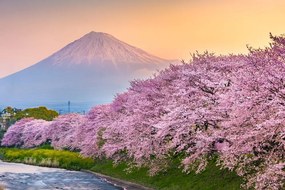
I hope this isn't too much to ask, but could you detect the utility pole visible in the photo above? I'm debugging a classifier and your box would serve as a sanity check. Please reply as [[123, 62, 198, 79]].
[[68, 101, 71, 113]]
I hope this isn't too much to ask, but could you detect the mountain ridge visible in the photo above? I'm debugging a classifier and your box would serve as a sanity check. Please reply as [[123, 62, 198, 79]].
[[0, 31, 177, 109], [48, 31, 172, 66]]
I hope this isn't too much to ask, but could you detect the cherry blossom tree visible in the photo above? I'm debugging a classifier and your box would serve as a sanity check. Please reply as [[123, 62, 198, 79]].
[[2, 34, 285, 190], [78, 104, 116, 157], [49, 113, 86, 150], [21, 119, 51, 148], [1, 118, 34, 147]]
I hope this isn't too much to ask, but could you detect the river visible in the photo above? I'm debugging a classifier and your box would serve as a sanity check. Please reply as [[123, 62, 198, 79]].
[[0, 161, 123, 190]]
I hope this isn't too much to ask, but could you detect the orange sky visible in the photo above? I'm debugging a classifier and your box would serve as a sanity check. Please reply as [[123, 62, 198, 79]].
[[1, 0, 285, 78]]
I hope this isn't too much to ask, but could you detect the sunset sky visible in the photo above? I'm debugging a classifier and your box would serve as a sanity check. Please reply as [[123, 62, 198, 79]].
[[1, 0, 285, 78]]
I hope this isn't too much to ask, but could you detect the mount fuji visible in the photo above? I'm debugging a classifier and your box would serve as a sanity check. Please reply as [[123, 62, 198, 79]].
[[0, 32, 176, 111]]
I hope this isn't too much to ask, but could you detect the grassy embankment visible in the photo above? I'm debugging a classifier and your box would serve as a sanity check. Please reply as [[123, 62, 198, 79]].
[[0, 147, 243, 190]]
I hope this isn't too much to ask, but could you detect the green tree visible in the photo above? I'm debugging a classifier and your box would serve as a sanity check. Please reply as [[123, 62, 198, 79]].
[[14, 107, 59, 121]]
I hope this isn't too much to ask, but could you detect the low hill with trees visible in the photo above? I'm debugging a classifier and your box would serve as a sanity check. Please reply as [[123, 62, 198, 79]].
[[14, 106, 58, 121]]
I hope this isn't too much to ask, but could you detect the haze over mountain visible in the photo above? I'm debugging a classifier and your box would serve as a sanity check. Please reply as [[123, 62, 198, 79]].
[[0, 32, 175, 111]]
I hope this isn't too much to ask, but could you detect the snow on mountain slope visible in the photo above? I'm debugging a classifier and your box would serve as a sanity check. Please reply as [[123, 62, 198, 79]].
[[0, 32, 177, 109], [49, 31, 170, 66]]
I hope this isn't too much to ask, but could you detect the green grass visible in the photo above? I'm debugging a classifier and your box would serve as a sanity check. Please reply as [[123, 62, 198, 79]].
[[91, 158, 243, 190], [0, 147, 243, 190], [0, 147, 94, 170]]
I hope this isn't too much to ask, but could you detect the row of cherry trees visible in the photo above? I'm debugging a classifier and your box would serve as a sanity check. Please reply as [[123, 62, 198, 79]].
[[2, 34, 285, 189]]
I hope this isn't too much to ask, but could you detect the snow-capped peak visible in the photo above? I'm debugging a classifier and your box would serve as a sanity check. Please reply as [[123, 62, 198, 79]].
[[49, 31, 171, 65]]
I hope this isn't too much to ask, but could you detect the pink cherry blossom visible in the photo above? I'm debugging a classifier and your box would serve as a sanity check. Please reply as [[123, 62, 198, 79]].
[[2, 34, 285, 189]]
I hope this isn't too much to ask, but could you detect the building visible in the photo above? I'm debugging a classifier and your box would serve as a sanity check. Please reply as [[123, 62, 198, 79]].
[[0, 107, 21, 130]]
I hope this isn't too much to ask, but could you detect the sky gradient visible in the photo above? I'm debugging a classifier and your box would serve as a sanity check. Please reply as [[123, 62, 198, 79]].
[[1, 0, 285, 78]]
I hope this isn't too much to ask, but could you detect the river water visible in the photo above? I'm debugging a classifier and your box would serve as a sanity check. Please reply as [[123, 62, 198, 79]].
[[0, 161, 122, 190]]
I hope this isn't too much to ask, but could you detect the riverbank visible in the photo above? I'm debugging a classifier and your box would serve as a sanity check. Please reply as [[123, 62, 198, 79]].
[[0, 160, 122, 190], [84, 170, 154, 190], [0, 147, 243, 190], [0, 160, 151, 190]]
